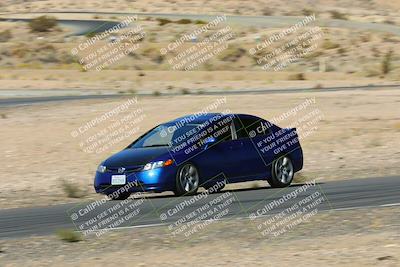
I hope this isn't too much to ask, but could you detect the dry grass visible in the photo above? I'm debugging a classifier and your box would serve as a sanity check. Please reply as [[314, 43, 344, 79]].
[[56, 229, 83, 242], [61, 180, 87, 198]]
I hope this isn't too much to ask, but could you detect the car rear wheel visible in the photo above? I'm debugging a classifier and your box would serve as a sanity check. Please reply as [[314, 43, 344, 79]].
[[174, 163, 199, 196], [109, 192, 131, 200], [268, 156, 294, 188]]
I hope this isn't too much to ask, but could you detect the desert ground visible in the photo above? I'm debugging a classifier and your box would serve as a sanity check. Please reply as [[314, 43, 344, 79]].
[[1, 0, 400, 93], [0, 88, 399, 209]]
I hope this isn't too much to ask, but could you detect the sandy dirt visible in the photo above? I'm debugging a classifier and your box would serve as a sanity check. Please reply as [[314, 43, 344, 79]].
[[0, 88, 399, 209], [0, 70, 395, 93]]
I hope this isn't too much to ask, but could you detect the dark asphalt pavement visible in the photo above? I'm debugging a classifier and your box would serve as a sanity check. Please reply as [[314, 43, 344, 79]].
[[0, 176, 399, 239]]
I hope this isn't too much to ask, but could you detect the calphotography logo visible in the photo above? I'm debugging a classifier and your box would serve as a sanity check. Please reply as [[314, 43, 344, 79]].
[[71, 15, 146, 71], [249, 14, 324, 71], [70, 97, 146, 154], [160, 14, 235, 71]]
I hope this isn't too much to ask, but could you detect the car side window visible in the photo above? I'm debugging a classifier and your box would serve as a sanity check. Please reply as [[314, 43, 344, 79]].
[[235, 116, 271, 139], [234, 118, 248, 139], [214, 121, 233, 142]]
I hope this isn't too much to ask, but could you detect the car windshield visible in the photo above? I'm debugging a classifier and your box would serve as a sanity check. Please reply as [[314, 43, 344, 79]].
[[130, 123, 204, 148]]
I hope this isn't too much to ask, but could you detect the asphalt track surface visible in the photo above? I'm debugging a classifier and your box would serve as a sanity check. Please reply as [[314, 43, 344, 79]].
[[1, 84, 399, 107], [0, 17, 121, 36], [3, 12, 400, 36], [0, 176, 399, 239]]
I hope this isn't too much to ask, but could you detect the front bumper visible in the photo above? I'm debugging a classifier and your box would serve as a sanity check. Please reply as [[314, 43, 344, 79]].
[[94, 166, 177, 194]]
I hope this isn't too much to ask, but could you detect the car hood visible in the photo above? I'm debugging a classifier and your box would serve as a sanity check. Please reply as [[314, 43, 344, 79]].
[[104, 147, 169, 167]]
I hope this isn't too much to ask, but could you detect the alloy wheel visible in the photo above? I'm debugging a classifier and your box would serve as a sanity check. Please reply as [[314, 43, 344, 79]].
[[275, 156, 294, 184], [178, 164, 199, 192]]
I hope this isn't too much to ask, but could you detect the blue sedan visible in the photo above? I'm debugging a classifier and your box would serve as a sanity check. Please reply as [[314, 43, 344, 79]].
[[94, 113, 303, 200]]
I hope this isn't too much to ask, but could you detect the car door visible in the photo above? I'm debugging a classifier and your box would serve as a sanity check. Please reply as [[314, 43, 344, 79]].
[[191, 119, 236, 183], [226, 115, 269, 181]]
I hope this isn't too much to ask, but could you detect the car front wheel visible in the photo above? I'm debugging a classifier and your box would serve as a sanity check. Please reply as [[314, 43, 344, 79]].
[[174, 163, 199, 196], [268, 156, 294, 188]]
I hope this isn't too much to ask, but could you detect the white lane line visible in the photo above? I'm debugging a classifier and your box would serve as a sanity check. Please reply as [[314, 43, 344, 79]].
[[78, 222, 168, 233], [380, 203, 400, 207], [79, 202, 400, 233]]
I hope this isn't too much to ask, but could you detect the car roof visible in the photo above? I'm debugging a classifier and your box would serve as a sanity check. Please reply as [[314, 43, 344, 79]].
[[167, 113, 261, 124]]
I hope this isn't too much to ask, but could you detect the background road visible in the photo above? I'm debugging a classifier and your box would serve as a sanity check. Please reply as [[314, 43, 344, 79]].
[[1, 84, 399, 107], [0, 176, 399, 239], [3, 12, 400, 36]]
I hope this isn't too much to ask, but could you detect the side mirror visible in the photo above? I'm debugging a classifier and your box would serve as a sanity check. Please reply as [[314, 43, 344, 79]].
[[203, 136, 216, 150]]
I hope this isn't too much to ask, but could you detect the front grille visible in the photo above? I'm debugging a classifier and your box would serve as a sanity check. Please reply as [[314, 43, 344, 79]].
[[106, 165, 143, 173]]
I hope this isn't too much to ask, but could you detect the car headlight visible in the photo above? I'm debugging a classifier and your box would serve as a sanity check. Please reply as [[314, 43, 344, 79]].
[[143, 159, 173, 171], [97, 165, 107, 173]]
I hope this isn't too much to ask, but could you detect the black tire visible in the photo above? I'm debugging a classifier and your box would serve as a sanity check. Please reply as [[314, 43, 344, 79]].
[[267, 156, 294, 188], [174, 163, 200, 196], [109, 191, 131, 200]]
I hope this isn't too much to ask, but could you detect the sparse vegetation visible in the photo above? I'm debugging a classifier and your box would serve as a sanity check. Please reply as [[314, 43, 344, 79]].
[[142, 47, 165, 63], [176, 19, 192, 24], [56, 229, 83, 242], [219, 47, 246, 62], [383, 19, 396, 25], [156, 18, 173, 26], [337, 47, 347, 55], [382, 33, 398, 43], [313, 83, 324, 89], [382, 50, 393, 75], [322, 40, 340, 50], [153, 90, 161, 96], [29, 16, 58, 32], [181, 88, 190, 94], [127, 89, 137, 95], [302, 9, 314, 16], [157, 18, 193, 26], [0, 29, 12, 42], [0, 5, 396, 78], [261, 7, 273, 16], [330, 10, 348, 20], [195, 20, 207, 25], [288, 73, 306, 80], [61, 180, 86, 198]]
